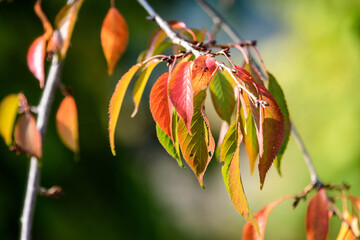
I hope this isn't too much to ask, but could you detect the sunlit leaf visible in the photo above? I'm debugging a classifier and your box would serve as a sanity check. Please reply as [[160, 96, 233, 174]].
[[168, 60, 193, 134], [242, 195, 292, 240], [0, 94, 20, 146], [101, 6, 128, 75], [177, 91, 214, 187], [27, 36, 46, 88], [209, 70, 236, 124], [336, 211, 359, 240], [221, 120, 260, 237], [144, 29, 167, 59], [191, 55, 217, 94], [268, 72, 290, 175], [56, 95, 79, 152], [109, 63, 142, 156], [215, 121, 229, 161], [55, 0, 84, 59], [132, 60, 160, 117], [149, 72, 173, 139], [306, 188, 329, 240], [14, 114, 42, 159]]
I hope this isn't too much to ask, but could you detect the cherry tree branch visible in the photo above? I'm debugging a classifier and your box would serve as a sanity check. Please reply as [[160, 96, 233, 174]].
[[195, 0, 322, 187]]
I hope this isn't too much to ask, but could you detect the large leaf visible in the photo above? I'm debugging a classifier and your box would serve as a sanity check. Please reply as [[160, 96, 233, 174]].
[[55, 0, 84, 58], [132, 60, 160, 117], [109, 64, 142, 156], [242, 195, 292, 240], [177, 91, 214, 187], [0, 94, 20, 146], [191, 55, 217, 94], [209, 70, 236, 124], [56, 95, 79, 152], [149, 72, 173, 139], [101, 6, 128, 75], [306, 188, 329, 240], [221, 120, 260, 237], [27, 36, 46, 88], [268, 72, 290, 174], [14, 114, 42, 159], [168, 60, 193, 134]]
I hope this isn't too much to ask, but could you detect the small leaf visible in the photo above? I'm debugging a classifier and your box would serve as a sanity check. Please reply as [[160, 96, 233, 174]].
[[132, 60, 160, 117], [306, 188, 329, 240], [109, 63, 142, 156], [242, 195, 292, 240], [56, 95, 79, 152], [209, 70, 236, 124], [268, 72, 290, 175], [350, 196, 360, 219], [168, 60, 193, 134], [144, 29, 167, 59], [0, 94, 20, 146], [101, 6, 128, 75], [149, 72, 173, 139], [336, 211, 359, 240], [241, 113, 259, 175], [27, 36, 46, 88], [55, 0, 84, 58], [221, 120, 260, 237], [14, 114, 42, 159], [191, 55, 217, 94], [177, 91, 214, 187]]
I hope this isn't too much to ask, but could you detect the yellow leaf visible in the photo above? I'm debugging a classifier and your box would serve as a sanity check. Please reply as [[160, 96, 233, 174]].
[[0, 94, 20, 146]]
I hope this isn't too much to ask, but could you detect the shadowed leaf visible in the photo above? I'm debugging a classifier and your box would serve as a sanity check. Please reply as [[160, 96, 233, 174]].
[[101, 6, 128, 75], [191, 55, 217, 94], [56, 95, 79, 152], [0, 94, 20, 146], [27, 36, 46, 88]]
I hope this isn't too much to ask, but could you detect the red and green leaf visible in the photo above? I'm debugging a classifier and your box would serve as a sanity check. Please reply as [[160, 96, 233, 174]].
[[109, 63, 142, 156], [221, 120, 260, 237], [101, 6, 128, 75], [177, 90, 214, 187], [0, 94, 20, 146], [56, 95, 79, 152], [191, 55, 217, 94], [132, 60, 160, 117], [306, 188, 329, 240], [168, 60, 193, 134]]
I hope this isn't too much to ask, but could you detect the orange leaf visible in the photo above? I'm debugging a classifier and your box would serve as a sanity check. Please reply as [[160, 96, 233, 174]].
[[150, 72, 173, 139], [14, 114, 42, 159], [306, 188, 329, 240], [0, 94, 20, 146], [242, 195, 292, 240], [56, 95, 79, 152], [168, 60, 193, 134], [101, 7, 128, 75], [191, 55, 217, 94], [109, 64, 142, 156], [336, 211, 359, 240], [27, 36, 46, 88]]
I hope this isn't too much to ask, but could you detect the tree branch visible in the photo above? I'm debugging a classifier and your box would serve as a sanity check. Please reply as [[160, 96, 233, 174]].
[[196, 0, 322, 187]]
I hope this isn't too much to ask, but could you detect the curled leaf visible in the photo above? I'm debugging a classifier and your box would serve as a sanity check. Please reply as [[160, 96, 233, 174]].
[[27, 36, 46, 88], [56, 95, 79, 152], [101, 7, 129, 75], [14, 114, 42, 159], [0, 94, 20, 146]]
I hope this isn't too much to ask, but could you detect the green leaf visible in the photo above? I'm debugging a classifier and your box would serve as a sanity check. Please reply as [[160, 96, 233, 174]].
[[0, 94, 20, 146], [209, 71, 236, 124], [241, 113, 259, 175], [267, 72, 291, 175]]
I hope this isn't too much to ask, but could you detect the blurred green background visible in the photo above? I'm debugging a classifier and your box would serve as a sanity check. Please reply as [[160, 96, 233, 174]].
[[1, 0, 360, 239]]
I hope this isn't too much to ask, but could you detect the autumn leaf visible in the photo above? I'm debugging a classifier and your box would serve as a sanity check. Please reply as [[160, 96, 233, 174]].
[[0, 94, 20, 146], [350, 196, 360, 219], [56, 95, 79, 152], [109, 63, 142, 156], [191, 55, 217, 94], [101, 6, 128, 75], [143, 29, 167, 59], [336, 211, 359, 240], [221, 120, 260, 237], [268, 72, 290, 175], [27, 36, 46, 88], [168, 60, 193, 134], [14, 114, 42, 159], [132, 60, 160, 117], [55, 0, 84, 59], [177, 90, 214, 187], [306, 188, 329, 240], [242, 195, 292, 240]]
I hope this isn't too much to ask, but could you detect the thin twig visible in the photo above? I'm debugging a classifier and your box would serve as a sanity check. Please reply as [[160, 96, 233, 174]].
[[196, 0, 322, 186]]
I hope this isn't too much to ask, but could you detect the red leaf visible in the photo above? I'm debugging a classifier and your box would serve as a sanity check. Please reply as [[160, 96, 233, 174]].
[[191, 55, 217, 94], [27, 36, 46, 88], [101, 7, 128, 75], [56, 95, 79, 152], [150, 72, 173, 140], [168, 60, 193, 134], [306, 188, 329, 240], [14, 114, 42, 159]]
